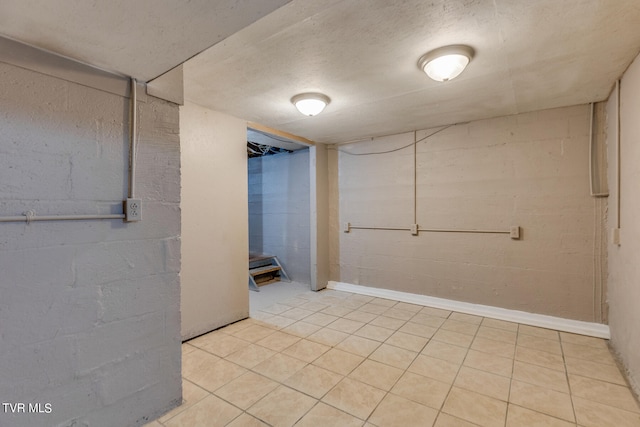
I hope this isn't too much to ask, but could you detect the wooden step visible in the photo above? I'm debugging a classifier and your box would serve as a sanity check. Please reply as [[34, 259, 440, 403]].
[[248, 254, 290, 292], [255, 276, 280, 286], [249, 265, 282, 276]]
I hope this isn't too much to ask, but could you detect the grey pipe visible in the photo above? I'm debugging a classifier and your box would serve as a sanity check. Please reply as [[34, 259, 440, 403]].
[[0, 214, 125, 223]]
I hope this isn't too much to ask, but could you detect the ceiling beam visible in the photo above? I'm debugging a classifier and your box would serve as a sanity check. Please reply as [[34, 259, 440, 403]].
[[248, 121, 315, 146]]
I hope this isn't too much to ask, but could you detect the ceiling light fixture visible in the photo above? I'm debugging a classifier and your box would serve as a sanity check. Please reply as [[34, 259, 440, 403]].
[[418, 45, 474, 82], [291, 92, 331, 116]]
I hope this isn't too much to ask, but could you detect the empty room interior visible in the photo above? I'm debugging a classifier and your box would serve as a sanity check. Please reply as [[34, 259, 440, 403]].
[[2, 1, 640, 427]]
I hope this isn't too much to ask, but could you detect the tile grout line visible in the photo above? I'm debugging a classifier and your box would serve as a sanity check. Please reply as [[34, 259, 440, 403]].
[[503, 323, 520, 427], [172, 290, 633, 427], [561, 334, 580, 426], [359, 306, 425, 426], [434, 310, 486, 426], [238, 293, 392, 425]]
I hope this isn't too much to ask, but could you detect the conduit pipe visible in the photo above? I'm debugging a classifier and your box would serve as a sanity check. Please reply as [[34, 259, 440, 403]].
[[419, 228, 509, 235], [589, 102, 609, 197], [129, 77, 138, 199], [616, 79, 621, 229], [342, 124, 519, 240], [0, 213, 125, 223], [413, 131, 417, 224], [346, 225, 513, 236], [349, 226, 412, 232], [587, 100, 608, 319], [0, 78, 138, 224]]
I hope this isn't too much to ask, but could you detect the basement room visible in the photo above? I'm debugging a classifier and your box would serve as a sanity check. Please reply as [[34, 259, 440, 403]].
[[1, 1, 639, 427]]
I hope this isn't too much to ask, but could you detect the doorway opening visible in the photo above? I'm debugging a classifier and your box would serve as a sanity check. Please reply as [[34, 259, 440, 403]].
[[247, 127, 313, 314]]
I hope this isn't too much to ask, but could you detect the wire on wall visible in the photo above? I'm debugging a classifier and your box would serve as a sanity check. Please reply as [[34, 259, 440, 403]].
[[330, 124, 453, 156], [337, 123, 520, 239]]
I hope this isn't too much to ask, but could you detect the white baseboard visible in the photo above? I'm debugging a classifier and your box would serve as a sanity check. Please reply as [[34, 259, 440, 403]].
[[327, 281, 610, 339]]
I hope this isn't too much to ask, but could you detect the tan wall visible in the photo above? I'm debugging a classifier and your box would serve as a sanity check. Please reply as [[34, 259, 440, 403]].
[[606, 52, 640, 394], [331, 105, 606, 322], [310, 144, 330, 291], [180, 102, 249, 340]]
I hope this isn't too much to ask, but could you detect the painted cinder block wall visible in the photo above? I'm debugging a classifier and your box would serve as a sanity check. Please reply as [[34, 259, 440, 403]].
[[331, 104, 606, 323], [606, 51, 640, 395], [0, 62, 181, 426], [248, 149, 311, 284]]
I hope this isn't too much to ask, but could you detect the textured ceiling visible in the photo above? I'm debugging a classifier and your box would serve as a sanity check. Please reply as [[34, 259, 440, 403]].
[[184, 0, 640, 143], [0, 0, 292, 81], [2, 0, 640, 144]]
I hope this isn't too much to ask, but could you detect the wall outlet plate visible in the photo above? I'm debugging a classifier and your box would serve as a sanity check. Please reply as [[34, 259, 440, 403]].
[[510, 226, 520, 239], [411, 224, 419, 236], [343, 222, 351, 233], [125, 198, 142, 222]]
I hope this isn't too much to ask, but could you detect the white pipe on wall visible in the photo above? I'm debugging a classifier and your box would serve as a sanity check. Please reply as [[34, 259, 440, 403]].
[[349, 226, 411, 232], [616, 79, 621, 228], [418, 228, 510, 234], [129, 77, 138, 199], [348, 225, 511, 235], [0, 77, 139, 225], [413, 131, 417, 224], [589, 102, 609, 197], [589, 102, 595, 195], [343, 124, 516, 239], [0, 213, 125, 223]]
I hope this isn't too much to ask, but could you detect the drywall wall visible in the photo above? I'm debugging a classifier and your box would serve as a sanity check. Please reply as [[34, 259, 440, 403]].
[[328, 147, 341, 281], [332, 104, 606, 322], [310, 144, 330, 291], [606, 52, 640, 395], [181, 102, 249, 340], [0, 61, 181, 426], [248, 149, 311, 284]]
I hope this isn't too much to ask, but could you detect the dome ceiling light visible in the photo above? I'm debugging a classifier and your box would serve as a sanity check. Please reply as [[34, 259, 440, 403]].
[[418, 45, 475, 82], [291, 92, 331, 116]]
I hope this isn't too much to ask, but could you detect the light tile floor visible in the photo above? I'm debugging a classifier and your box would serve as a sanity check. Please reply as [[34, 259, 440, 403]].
[[147, 289, 640, 427]]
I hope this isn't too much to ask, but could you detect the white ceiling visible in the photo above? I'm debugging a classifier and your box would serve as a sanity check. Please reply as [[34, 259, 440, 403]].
[[185, 0, 640, 143], [2, 0, 640, 144], [0, 0, 291, 81]]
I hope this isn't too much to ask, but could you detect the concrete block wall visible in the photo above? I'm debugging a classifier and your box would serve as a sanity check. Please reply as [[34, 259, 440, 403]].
[[332, 104, 605, 322], [0, 62, 181, 426], [248, 149, 311, 284], [606, 51, 640, 395]]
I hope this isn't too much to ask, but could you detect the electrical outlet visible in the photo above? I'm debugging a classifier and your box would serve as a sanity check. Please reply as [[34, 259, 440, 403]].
[[125, 198, 142, 222], [411, 224, 419, 236], [510, 226, 520, 240], [343, 222, 351, 233]]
